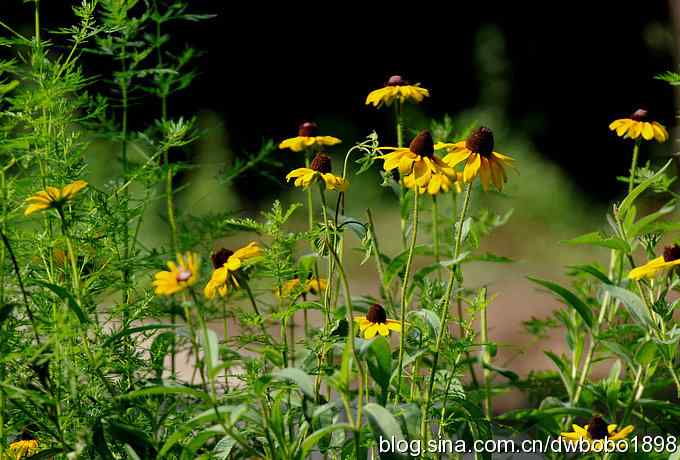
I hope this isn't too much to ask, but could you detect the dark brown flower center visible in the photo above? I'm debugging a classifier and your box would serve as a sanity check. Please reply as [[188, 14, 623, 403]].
[[409, 130, 434, 157], [466, 127, 494, 157], [311, 153, 332, 173], [630, 109, 648, 121], [366, 303, 387, 324], [298, 121, 318, 137], [211, 248, 234, 269], [663, 245, 680, 262], [587, 416, 610, 440], [386, 75, 408, 86]]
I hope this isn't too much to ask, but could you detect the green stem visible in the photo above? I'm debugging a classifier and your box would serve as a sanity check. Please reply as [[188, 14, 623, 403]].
[[395, 190, 419, 402], [432, 195, 440, 279], [326, 238, 365, 448], [366, 208, 394, 312], [0, 231, 40, 343], [422, 183, 472, 441], [629, 142, 640, 194], [479, 288, 491, 418]]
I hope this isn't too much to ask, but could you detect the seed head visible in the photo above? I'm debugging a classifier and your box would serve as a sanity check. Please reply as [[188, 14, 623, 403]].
[[386, 75, 407, 86], [466, 127, 495, 157], [663, 245, 680, 262], [311, 153, 332, 173], [211, 248, 234, 269], [409, 130, 434, 157], [630, 109, 648, 121], [298, 121, 318, 137], [366, 303, 387, 324], [587, 416, 610, 440]]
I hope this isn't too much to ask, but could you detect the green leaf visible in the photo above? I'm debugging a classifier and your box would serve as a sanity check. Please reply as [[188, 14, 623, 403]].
[[213, 436, 236, 460], [601, 284, 652, 329], [528, 277, 593, 328], [629, 203, 675, 237], [363, 403, 408, 460], [567, 264, 612, 285], [106, 421, 157, 458], [26, 448, 64, 459], [619, 159, 673, 217], [562, 232, 630, 252], [201, 326, 221, 379], [635, 341, 657, 365], [365, 337, 392, 403], [408, 309, 440, 338], [104, 323, 177, 347], [274, 368, 316, 399], [544, 351, 573, 394], [383, 245, 429, 285], [120, 384, 210, 402], [33, 280, 89, 324], [301, 423, 353, 458]]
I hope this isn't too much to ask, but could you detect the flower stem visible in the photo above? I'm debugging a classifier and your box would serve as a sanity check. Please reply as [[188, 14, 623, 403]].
[[479, 288, 491, 418], [395, 190, 419, 402], [629, 141, 640, 194], [421, 182, 472, 440], [432, 195, 440, 280], [366, 208, 395, 312]]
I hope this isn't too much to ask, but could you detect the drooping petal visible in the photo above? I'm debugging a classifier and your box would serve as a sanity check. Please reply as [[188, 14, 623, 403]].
[[463, 154, 482, 183]]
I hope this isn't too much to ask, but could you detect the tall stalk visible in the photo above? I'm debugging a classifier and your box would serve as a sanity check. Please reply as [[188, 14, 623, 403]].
[[395, 190, 419, 402], [421, 182, 472, 440]]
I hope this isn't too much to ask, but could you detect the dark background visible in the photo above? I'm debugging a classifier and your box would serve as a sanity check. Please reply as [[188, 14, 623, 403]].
[[6, 1, 679, 201]]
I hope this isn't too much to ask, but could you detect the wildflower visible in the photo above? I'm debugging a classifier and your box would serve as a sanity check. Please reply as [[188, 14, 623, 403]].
[[628, 245, 680, 280], [153, 252, 200, 296], [286, 153, 349, 192], [377, 130, 456, 194], [365, 75, 430, 108], [279, 277, 328, 298], [24, 180, 88, 216], [561, 416, 634, 450], [278, 122, 341, 152], [6, 438, 39, 459], [609, 109, 668, 142], [204, 243, 261, 299], [354, 303, 402, 339], [439, 127, 514, 191]]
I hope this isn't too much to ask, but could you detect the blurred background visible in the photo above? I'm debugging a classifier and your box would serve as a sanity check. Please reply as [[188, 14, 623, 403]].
[[5, 1, 680, 409]]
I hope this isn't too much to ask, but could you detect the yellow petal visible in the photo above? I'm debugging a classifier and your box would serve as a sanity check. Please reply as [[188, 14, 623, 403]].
[[641, 122, 654, 140], [364, 324, 379, 338], [463, 154, 481, 183]]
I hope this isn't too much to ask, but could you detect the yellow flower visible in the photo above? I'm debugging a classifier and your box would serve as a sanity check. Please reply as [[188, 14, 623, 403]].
[[561, 416, 634, 451], [24, 180, 88, 216], [204, 243, 261, 299], [439, 127, 514, 191], [278, 277, 328, 298], [377, 130, 457, 195], [609, 109, 668, 142], [354, 304, 401, 339], [279, 122, 341, 152], [6, 439, 39, 459], [365, 75, 430, 108], [628, 245, 680, 280], [286, 153, 349, 192], [153, 252, 200, 296]]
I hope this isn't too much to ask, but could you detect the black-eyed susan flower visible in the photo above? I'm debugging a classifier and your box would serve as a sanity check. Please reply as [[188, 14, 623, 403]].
[[278, 277, 328, 298], [354, 303, 401, 339], [204, 243, 261, 299], [153, 252, 200, 296], [24, 180, 88, 216], [365, 75, 430, 108], [377, 130, 456, 194], [6, 438, 39, 459], [286, 153, 349, 192], [609, 109, 668, 142], [561, 416, 634, 450], [278, 122, 341, 152], [628, 244, 680, 280], [439, 127, 514, 191]]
